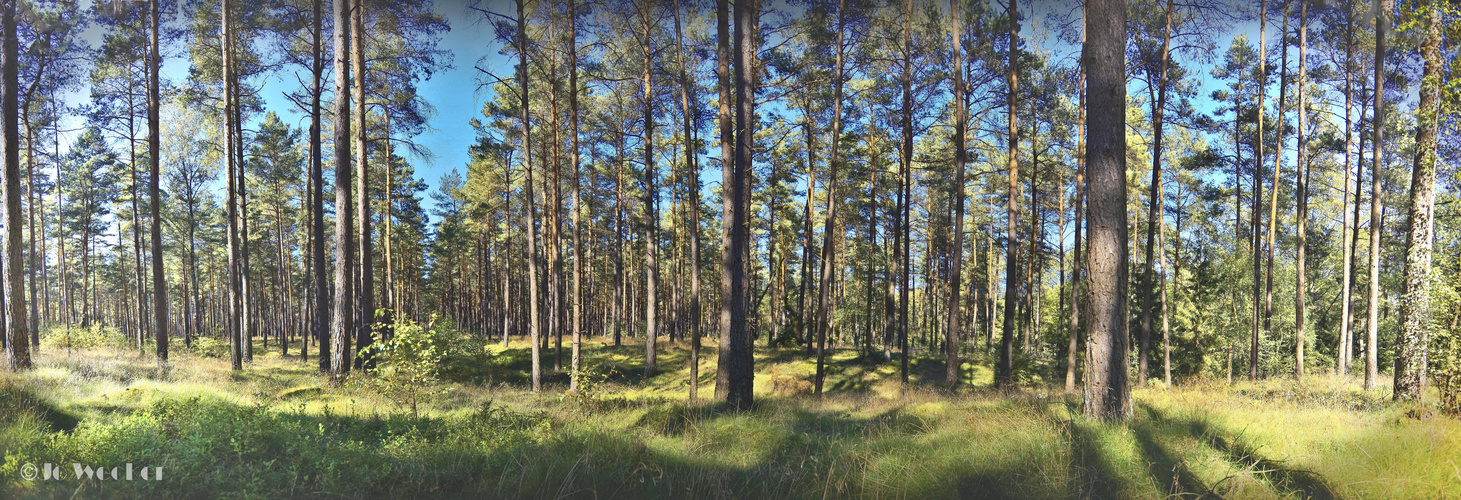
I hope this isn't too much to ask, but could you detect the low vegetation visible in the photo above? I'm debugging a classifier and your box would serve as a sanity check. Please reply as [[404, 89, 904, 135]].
[[2, 332, 1458, 499]]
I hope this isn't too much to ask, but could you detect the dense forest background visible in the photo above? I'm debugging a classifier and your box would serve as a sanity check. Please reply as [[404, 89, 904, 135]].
[[0, 0, 1458, 418]]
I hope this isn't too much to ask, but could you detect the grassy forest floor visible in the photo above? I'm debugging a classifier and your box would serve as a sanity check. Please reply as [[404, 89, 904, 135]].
[[2, 335, 1459, 499]]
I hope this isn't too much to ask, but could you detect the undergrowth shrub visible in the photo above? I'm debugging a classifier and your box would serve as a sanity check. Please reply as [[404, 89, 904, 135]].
[[361, 315, 452, 417], [189, 336, 232, 359], [563, 364, 624, 412], [41, 324, 130, 350]]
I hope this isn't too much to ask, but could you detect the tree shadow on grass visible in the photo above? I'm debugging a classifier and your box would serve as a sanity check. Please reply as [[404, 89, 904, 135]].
[[1143, 403, 1337, 500], [1129, 404, 1216, 499], [0, 382, 79, 432], [1064, 417, 1138, 500]]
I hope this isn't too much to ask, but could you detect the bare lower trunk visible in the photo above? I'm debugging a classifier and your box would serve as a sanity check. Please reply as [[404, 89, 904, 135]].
[[715, 0, 755, 409], [1365, 0, 1390, 391], [1, 0, 28, 371], [329, 0, 354, 379], [813, 0, 847, 396], [944, 0, 967, 390], [150, 0, 167, 362], [1065, 15, 1086, 393], [995, 0, 1020, 389], [1082, 0, 1129, 421]]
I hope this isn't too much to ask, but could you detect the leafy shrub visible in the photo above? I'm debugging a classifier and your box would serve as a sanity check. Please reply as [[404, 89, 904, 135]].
[[190, 336, 232, 359], [40, 324, 130, 350], [362, 315, 452, 417], [563, 364, 623, 412]]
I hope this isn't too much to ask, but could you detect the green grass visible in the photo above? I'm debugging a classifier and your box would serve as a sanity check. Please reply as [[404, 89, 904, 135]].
[[1, 337, 1458, 499]]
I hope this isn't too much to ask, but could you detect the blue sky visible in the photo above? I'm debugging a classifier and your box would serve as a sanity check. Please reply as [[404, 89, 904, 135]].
[[248, 0, 507, 222], [64, 0, 509, 234]]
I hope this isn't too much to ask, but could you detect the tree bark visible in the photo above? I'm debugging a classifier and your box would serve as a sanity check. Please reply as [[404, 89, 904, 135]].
[[1336, 0, 1355, 375], [814, 0, 847, 396], [1293, 0, 1308, 379], [1364, 0, 1389, 391], [944, 0, 967, 390], [1138, 0, 1175, 387], [329, 0, 354, 379], [1250, 0, 1268, 381], [716, 0, 755, 409], [568, 0, 585, 393], [896, 0, 913, 389], [1065, 12, 1086, 393], [150, 0, 167, 362], [1261, 3, 1292, 369], [996, 0, 1020, 389], [641, 4, 659, 378], [310, 0, 326, 370], [518, 0, 542, 392], [224, 0, 245, 371], [671, 0, 702, 402], [1, 0, 28, 371], [352, 0, 374, 371], [1082, 0, 1129, 421], [1393, 0, 1440, 402]]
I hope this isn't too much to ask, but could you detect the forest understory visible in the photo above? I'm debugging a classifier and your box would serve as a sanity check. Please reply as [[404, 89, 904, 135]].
[[3, 334, 1458, 499]]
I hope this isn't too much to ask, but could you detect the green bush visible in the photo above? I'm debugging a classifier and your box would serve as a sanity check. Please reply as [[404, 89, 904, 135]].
[[190, 336, 232, 359], [563, 363, 625, 413], [362, 315, 452, 417], [40, 324, 130, 350]]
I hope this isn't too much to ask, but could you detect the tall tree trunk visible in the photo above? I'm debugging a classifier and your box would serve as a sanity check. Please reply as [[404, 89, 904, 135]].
[[1393, 0, 1440, 401], [1364, 0, 1390, 391], [547, 46, 563, 374], [23, 110, 35, 350], [1065, 12, 1086, 393], [130, 65, 145, 350], [1, 0, 26, 371], [568, 0, 585, 392], [641, 6, 659, 378], [1083, 0, 1129, 420], [311, 0, 326, 371], [863, 119, 879, 357], [383, 114, 396, 342], [224, 0, 245, 371], [897, 0, 913, 389], [996, 0, 1020, 389], [799, 111, 816, 351], [1264, 0, 1290, 353], [19, 46, 46, 350], [1138, 0, 1175, 387], [1250, 0, 1268, 381], [1352, 86, 1368, 373], [329, 0, 354, 379], [613, 124, 624, 347], [352, 0, 374, 370], [1158, 175, 1172, 386], [500, 174, 512, 347], [813, 0, 847, 396], [1336, 0, 1355, 375], [150, 0, 167, 362], [237, 67, 251, 363], [944, 0, 967, 390], [53, 105, 63, 330], [1293, 0, 1308, 378], [188, 201, 200, 349], [671, 0, 702, 402], [517, 0, 542, 392], [716, 0, 754, 409]]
